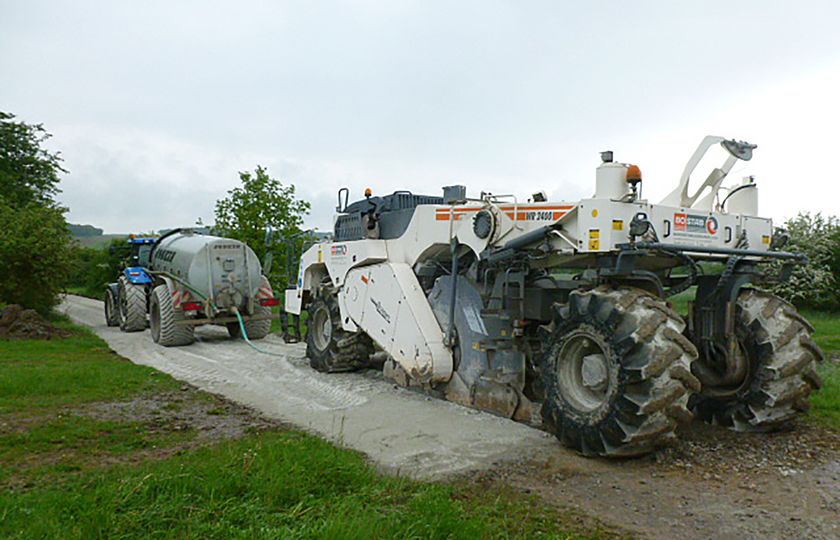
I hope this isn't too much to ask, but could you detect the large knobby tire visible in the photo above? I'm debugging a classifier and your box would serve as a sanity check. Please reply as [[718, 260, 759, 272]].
[[305, 293, 374, 372], [540, 286, 700, 457], [104, 287, 120, 327], [149, 284, 194, 347], [118, 276, 146, 332], [691, 289, 823, 431]]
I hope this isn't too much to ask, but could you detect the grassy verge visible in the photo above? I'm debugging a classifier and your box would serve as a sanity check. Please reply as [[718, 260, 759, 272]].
[[0, 319, 178, 415], [0, 317, 607, 539], [802, 309, 840, 429], [3, 432, 598, 539]]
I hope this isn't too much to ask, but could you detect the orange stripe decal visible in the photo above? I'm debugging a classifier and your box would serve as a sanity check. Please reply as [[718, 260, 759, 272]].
[[434, 205, 575, 221]]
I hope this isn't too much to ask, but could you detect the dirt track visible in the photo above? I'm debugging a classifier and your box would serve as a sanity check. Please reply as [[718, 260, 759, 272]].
[[61, 295, 839, 539]]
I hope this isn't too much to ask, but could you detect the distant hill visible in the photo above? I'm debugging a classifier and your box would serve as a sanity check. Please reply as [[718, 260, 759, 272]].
[[67, 223, 128, 249], [68, 223, 104, 237], [74, 234, 127, 248]]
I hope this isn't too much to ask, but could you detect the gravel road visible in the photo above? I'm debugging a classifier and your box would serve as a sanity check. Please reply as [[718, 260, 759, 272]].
[[61, 295, 839, 539]]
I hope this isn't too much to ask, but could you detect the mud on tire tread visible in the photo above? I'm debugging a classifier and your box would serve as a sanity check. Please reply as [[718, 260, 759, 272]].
[[306, 290, 374, 373], [150, 284, 194, 347], [540, 286, 700, 457], [691, 289, 823, 431], [119, 276, 147, 332]]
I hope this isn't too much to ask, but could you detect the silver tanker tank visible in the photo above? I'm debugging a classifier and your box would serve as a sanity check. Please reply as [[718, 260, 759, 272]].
[[151, 230, 263, 309]]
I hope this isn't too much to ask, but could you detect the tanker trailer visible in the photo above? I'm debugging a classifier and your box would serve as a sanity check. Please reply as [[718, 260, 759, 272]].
[[126, 228, 278, 346]]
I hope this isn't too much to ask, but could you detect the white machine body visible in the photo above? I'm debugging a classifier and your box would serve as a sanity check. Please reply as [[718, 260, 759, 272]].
[[286, 136, 773, 385]]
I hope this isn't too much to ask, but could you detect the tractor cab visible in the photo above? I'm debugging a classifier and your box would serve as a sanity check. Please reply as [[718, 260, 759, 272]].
[[127, 236, 156, 267]]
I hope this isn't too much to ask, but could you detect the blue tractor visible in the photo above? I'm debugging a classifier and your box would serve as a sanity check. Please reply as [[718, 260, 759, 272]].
[[104, 236, 156, 331]]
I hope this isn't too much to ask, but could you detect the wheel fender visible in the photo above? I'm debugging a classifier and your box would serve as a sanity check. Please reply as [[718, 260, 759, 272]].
[[156, 276, 179, 309], [123, 266, 153, 285], [157, 275, 176, 294], [106, 282, 120, 301], [286, 262, 327, 316], [155, 276, 197, 313]]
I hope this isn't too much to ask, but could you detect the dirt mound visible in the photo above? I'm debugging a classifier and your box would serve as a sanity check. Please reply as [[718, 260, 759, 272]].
[[0, 304, 70, 339]]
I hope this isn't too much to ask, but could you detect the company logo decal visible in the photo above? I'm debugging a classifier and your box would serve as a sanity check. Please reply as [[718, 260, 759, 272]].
[[706, 216, 718, 235], [330, 244, 348, 256], [154, 248, 177, 262], [674, 213, 718, 235]]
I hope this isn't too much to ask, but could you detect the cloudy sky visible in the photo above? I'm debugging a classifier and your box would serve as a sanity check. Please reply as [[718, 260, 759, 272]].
[[2, 1, 839, 233]]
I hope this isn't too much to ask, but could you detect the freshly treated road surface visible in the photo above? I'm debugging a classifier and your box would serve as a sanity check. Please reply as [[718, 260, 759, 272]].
[[62, 295, 556, 478], [62, 295, 839, 540]]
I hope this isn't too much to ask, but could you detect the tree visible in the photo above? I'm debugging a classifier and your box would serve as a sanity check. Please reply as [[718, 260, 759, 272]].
[[214, 166, 311, 290], [0, 200, 72, 313], [66, 238, 127, 298], [0, 112, 72, 313], [0, 112, 65, 208]]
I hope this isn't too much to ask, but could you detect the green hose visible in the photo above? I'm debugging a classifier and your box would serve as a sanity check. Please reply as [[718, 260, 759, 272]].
[[234, 309, 286, 357]]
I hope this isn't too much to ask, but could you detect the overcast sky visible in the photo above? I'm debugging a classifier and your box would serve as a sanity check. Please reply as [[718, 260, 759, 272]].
[[2, 1, 839, 233]]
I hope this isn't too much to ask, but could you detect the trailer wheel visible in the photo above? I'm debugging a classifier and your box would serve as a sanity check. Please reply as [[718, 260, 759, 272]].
[[118, 276, 146, 332], [227, 305, 272, 340], [691, 289, 823, 431], [540, 287, 700, 457], [104, 287, 120, 327], [244, 305, 272, 340], [149, 284, 194, 347], [306, 293, 373, 372]]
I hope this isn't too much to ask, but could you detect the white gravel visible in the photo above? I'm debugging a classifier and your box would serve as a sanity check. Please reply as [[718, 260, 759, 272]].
[[61, 295, 555, 478]]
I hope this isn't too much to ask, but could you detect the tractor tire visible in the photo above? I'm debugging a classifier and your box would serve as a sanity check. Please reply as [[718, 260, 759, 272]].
[[149, 284, 194, 347], [691, 289, 823, 431], [306, 293, 374, 372], [104, 287, 120, 327], [540, 286, 700, 457], [118, 276, 146, 332]]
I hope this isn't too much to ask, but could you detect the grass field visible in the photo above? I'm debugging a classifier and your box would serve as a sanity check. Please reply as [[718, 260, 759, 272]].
[[0, 318, 606, 539], [802, 309, 840, 428]]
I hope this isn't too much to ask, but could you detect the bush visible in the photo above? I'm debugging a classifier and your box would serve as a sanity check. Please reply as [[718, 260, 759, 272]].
[[66, 240, 125, 298], [768, 213, 838, 311], [0, 201, 73, 313]]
